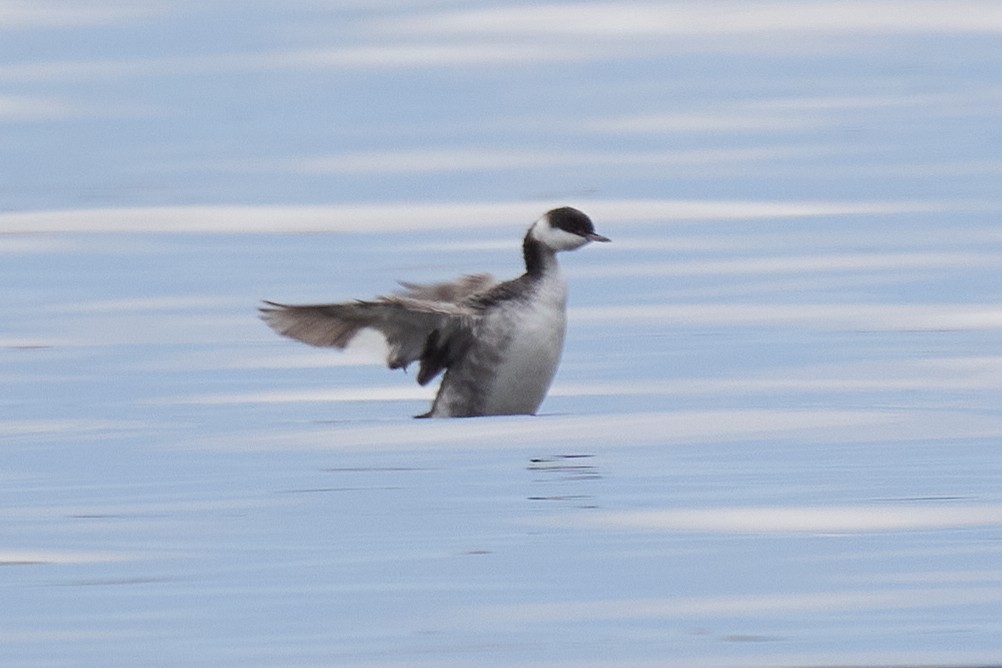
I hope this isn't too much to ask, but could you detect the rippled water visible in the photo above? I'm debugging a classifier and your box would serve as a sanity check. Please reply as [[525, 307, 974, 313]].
[[4, 2, 1002, 666], [4, 208, 1002, 667]]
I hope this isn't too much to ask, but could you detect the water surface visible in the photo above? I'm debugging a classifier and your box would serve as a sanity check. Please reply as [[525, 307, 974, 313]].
[[3, 2, 1002, 666]]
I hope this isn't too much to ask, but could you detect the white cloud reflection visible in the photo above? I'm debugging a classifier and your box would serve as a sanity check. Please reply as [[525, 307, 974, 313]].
[[473, 587, 1002, 626], [190, 385, 433, 405], [251, 43, 578, 69], [0, 94, 76, 121], [0, 419, 139, 438], [0, 0, 168, 29], [0, 92, 154, 122], [185, 408, 1002, 452], [575, 504, 1002, 534], [554, 355, 1002, 396], [573, 303, 1002, 331], [584, 89, 1002, 136], [0, 549, 138, 565], [386, 2, 1002, 39], [0, 198, 951, 233], [575, 252, 996, 279], [257, 145, 840, 175]]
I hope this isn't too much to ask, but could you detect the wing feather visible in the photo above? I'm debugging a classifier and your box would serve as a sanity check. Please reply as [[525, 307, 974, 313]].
[[259, 297, 474, 374], [395, 273, 497, 304]]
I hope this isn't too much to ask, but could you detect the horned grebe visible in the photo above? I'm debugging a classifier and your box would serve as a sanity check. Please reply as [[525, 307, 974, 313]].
[[260, 207, 609, 417]]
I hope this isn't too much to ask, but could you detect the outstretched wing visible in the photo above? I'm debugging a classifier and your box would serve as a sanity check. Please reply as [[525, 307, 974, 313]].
[[259, 296, 475, 385], [395, 272, 497, 304]]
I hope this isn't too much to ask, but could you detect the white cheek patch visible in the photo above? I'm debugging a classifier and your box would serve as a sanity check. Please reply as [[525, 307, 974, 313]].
[[530, 220, 589, 251]]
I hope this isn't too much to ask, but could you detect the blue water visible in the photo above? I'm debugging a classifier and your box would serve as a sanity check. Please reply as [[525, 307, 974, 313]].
[[3, 3, 1002, 666]]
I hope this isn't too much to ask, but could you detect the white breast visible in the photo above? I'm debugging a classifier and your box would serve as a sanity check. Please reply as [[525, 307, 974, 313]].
[[480, 273, 568, 415]]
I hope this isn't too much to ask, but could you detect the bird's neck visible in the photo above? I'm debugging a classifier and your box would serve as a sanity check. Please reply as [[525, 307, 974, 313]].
[[523, 234, 559, 277]]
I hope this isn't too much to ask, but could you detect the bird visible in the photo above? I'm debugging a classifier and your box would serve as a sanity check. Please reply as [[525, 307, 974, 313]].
[[260, 206, 609, 417]]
